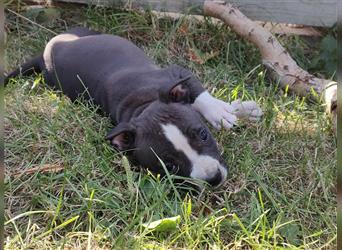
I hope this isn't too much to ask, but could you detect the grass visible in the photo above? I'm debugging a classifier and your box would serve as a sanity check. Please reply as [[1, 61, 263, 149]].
[[5, 4, 336, 249]]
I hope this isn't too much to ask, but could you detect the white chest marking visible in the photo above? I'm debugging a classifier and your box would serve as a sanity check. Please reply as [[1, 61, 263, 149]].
[[161, 123, 227, 183]]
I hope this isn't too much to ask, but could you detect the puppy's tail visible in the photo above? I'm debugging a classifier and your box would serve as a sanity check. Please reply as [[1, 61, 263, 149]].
[[4, 55, 43, 85]]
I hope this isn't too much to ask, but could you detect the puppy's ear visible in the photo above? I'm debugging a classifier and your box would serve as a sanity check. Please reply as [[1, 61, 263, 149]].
[[169, 82, 190, 103], [159, 75, 191, 103], [106, 122, 136, 151]]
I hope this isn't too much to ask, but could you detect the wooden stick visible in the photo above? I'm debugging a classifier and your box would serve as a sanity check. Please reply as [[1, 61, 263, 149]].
[[203, 0, 337, 132]]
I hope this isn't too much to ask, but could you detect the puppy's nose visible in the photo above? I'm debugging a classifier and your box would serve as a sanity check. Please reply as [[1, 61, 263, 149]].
[[206, 171, 222, 186]]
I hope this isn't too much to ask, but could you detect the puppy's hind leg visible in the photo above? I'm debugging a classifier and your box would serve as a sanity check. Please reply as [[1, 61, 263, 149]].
[[4, 55, 43, 85]]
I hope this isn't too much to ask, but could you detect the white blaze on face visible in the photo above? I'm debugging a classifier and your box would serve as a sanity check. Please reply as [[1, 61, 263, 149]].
[[161, 123, 227, 184]]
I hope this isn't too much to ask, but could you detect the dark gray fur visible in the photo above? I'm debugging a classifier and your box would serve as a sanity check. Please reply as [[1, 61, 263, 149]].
[[5, 27, 227, 186]]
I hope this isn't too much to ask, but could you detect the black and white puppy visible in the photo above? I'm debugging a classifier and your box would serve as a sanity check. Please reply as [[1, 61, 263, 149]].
[[5, 27, 262, 186]]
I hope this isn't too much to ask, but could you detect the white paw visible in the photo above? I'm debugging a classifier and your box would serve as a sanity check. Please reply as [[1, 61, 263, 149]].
[[230, 99, 263, 121], [192, 91, 237, 130]]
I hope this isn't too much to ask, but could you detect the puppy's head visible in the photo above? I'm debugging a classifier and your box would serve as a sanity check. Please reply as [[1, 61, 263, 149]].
[[106, 101, 228, 186]]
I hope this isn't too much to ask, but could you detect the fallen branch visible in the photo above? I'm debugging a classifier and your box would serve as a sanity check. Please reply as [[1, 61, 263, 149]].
[[203, 0, 337, 132]]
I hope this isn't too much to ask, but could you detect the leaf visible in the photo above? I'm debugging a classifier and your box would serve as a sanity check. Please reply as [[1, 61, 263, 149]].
[[309, 55, 321, 69], [178, 23, 189, 35], [187, 48, 219, 65], [24, 7, 60, 24], [38, 8, 60, 23], [279, 223, 302, 245], [320, 35, 336, 53], [324, 60, 336, 76], [320, 50, 332, 62], [142, 215, 181, 232], [188, 48, 204, 64]]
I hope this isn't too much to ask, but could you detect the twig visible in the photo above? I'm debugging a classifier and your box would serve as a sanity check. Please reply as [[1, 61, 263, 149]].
[[10, 164, 64, 177]]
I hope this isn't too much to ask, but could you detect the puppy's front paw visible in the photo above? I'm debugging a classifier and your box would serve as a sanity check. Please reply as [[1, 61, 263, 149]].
[[230, 99, 263, 121], [192, 91, 237, 130], [204, 100, 238, 130]]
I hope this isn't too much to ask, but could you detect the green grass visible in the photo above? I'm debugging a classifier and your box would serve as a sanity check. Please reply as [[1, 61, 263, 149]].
[[5, 4, 336, 249]]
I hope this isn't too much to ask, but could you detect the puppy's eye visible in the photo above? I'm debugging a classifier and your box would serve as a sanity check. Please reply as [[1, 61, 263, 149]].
[[198, 128, 208, 141]]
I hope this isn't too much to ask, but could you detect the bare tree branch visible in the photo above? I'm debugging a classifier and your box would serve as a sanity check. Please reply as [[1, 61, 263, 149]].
[[203, 0, 337, 132]]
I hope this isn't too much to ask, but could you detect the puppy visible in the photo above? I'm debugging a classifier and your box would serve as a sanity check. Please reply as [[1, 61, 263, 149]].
[[5, 27, 262, 186]]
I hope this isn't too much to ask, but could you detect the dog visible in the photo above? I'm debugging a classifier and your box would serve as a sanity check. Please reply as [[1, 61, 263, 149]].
[[5, 27, 262, 186]]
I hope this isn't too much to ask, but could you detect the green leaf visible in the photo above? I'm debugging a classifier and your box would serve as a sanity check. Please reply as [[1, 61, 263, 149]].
[[310, 56, 321, 68], [324, 60, 336, 76], [142, 215, 181, 232], [320, 35, 336, 53], [279, 223, 302, 245], [24, 8, 60, 24]]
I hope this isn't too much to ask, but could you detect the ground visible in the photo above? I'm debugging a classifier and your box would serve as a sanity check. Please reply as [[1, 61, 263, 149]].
[[4, 4, 336, 249]]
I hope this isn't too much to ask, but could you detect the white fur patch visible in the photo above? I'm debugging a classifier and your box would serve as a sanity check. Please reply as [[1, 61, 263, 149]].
[[44, 34, 80, 72], [192, 91, 237, 130], [230, 99, 263, 121], [192, 91, 263, 129], [161, 123, 227, 184]]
